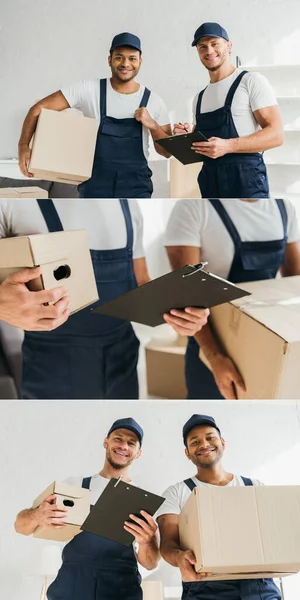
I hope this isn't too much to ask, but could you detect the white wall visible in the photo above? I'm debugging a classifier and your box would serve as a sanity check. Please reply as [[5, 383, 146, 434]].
[[1, 0, 300, 196], [1, 400, 300, 600]]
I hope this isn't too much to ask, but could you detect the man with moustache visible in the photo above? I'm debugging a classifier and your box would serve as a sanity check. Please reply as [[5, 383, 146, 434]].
[[165, 198, 300, 399], [15, 418, 158, 600], [174, 23, 283, 198], [157, 414, 281, 600], [18, 32, 171, 198]]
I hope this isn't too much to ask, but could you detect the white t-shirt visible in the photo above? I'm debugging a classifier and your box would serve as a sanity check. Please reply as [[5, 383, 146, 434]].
[[157, 474, 264, 517], [192, 68, 278, 138], [164, 199, 300, 280], [61, 78, 170, 159], [0, 199, 145, 258]]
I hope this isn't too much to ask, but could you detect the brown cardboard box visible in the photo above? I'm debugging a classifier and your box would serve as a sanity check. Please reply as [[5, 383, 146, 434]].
[[0, 187, 48, 198], [200, 276, 300, 399], [141, 581, 164, 600], [32, 481, 90, 542], [169, 158, 201, 198], [0, 230, 98, 314], [29, 108, 99, 185], [179, 485, 300, 581], [146, 335, 188, 399]]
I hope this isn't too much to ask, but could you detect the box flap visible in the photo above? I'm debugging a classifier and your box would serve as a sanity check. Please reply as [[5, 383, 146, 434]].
[[0, 237, 35, 268], [231, 277, 300, 343], [26, 229, 86, 264], [54, 481, 90, 500]]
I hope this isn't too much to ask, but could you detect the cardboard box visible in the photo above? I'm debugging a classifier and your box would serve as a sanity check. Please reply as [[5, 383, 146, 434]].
[[0, 187, 48, 198], [146, 335, 187, 399], [169, 158, 201, 198], [141, 581, 164, 600], [32, 481, 90, 542], [0, 230, 98, 314], [29, 108, 99, 185], [179, 485, 300, 581], [200, 276, 300, 399]]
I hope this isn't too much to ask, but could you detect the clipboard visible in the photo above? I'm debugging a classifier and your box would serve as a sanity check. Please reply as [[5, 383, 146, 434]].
[[92, 263, 251, 327], [81, 478, 165, 546], [156, 130, 209, 164]]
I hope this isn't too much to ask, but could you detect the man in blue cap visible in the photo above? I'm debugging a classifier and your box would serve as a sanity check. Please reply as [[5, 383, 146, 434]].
[[157, 414, 281, 599], [19, 32, 171, 198], [174, 22, 283, 198], [15, 417, 159, 600]]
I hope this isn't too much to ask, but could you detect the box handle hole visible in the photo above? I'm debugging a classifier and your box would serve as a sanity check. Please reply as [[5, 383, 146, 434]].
[[63, 499, 74, 507], [54, 265, 71, 281]]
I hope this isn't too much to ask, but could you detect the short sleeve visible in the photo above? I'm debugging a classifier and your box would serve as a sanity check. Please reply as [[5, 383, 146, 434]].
[[156, 485, 181, 517], [151, 92, 170, 126], [284, 200, 300, 243], [246, 72, 278, 112], [61, 80, 87, 110], [164, 199, 202, 247]]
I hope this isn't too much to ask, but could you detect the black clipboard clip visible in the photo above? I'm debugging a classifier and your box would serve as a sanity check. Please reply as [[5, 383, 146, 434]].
[[182, 262, 208, 278]]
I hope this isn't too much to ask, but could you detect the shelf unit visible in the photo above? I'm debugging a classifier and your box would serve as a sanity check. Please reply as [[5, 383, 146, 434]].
[[242, 64, 300, 198]]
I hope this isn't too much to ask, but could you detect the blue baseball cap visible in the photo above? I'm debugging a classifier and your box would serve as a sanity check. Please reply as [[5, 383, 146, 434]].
[[183, 414, 221, 446], [192, 22, 229, 46], [107, 417, 144, 445], [110, 32, 142, 53]]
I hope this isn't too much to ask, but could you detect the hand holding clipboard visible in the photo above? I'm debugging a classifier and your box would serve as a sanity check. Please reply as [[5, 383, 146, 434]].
[[156, 128, 209, 164]]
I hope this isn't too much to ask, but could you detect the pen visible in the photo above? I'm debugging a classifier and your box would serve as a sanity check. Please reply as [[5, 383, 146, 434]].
[[179, 122, 189, 133]]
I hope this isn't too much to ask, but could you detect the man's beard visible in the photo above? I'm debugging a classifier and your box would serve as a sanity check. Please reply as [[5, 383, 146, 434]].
[[203, 53, 228, 72], [106, 451, 133, 470]]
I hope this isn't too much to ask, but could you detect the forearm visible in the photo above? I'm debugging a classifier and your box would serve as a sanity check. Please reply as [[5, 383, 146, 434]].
[[160, 539, 183, 567], [149, 123, 171, 158], [137, 535, 160, 570], [19, 104, 42, 147], [14, 508, 39, 536], [194, 321, 224, 363], [227, 125, 283, 154]]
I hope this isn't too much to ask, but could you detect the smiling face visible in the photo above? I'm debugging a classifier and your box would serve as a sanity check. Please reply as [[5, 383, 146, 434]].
[[196, 36, 232, 72], [185, 425, 225, 469], [108, 46, 142, 83], [104, 428, 141, 469]]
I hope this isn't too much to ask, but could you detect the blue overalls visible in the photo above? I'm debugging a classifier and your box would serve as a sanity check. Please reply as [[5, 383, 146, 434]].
[[78, 79, 153, 198], [21, 199, 140, 399], [196, 71, 269, 199], [47, 476, 142, 600], [185, 199, 288, 399], [181, 477, 281, 600]]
